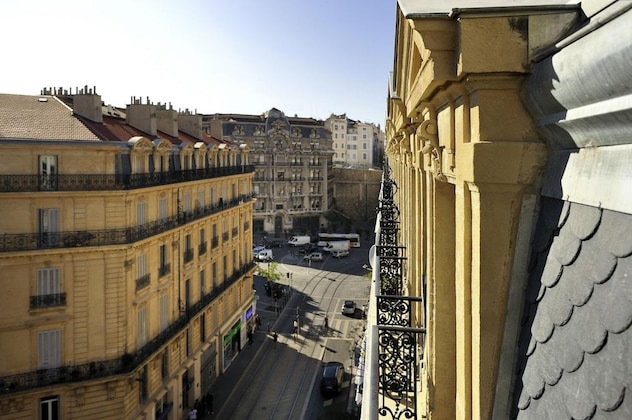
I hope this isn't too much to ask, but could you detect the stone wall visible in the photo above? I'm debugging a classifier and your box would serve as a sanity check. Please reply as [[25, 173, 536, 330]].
[[331, 167, 382, 222]]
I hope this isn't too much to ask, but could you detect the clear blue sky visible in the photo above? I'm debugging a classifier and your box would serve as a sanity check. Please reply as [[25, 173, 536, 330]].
[[1, 0, 396, 126]]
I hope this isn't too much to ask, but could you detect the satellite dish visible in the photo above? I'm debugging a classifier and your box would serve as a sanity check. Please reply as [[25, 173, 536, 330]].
[[368, 245, 376, 269]]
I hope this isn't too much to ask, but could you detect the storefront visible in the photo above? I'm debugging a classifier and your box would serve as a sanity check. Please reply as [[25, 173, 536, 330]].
[[222, 321, 241, 371]]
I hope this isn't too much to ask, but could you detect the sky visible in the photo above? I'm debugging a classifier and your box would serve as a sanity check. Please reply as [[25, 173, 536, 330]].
[[1, 0, 396, 127]]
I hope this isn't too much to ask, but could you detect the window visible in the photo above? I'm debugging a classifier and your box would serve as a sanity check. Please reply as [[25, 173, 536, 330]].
[[159, 244, 169, 276], [184, 193, 192, 217], [363, 143, 367, 149], [136, 253, 149, 290], [137, 202, 146, 226], [198, 191, 205, 209], [38, 330, 61, 369], [159, 294, 169, 332], [39, 155, 58, 191], [158, 198, 168, 220], [212, 262, 217, 289], [200, 313, 206, 343], [37, 268, 60, 296], [138, 307, 147, 347], [39, 208, 60, 246], [184, 234, 193, 263], [40, 395, 59, 420], [199, 270, 206, 299], [161, 351, 169, 380], [139, 365, 148, 403]]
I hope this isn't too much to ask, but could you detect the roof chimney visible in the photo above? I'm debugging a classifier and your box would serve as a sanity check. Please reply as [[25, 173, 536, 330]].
[[178, 112, 203, 140], [73, 87, 103, 123], [156, 106, 179, 137], [126, 100, 157, 136]]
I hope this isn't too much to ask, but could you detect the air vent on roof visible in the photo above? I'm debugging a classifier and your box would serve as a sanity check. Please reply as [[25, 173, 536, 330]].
[[38, 98, 48, 102]]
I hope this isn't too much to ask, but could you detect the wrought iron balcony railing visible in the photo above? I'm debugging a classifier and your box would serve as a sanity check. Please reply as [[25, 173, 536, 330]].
[[135, 274, 151, 291], [0, 194, 255, 253], [211, 237, 219, 248], [361, 161, 425, 420], [30, 293, 67, 309], [0, 260, 257, 395], [0, 165, 255, 192], [183, 249, 194, 264], [198, 242, 208, 255], [158, 264, 171, 277]]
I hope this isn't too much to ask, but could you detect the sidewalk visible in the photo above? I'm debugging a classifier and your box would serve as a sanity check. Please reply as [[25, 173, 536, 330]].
[[199, 273, 294, 418]]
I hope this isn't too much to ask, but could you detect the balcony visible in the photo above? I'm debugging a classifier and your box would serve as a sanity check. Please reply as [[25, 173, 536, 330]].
[[232, 227, 239, 238], [30, 293, 67, 309], [211, 237, 219, 248], [158, 264, 171, 277], [360, 163, 425, 420], [198, 242, 207, 255], [135, 274, 151, 291], [183, 249, 194, 264], [0, 261, 257, 395], [0, 165, 255, 192], [222, 232, 229, 242], [0, 194, 255, 252]]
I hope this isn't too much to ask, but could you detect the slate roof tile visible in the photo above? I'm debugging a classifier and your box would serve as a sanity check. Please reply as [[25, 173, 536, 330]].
[[576, 237, 618, 285], [540, 256, 563, 288], [513, 198, 632, 419], [591, 208, 632, 258], [596, 259, 632, 334], [550, 226, 582, 265], [567, 202, 602, 240], [558, 262, 594, 307]]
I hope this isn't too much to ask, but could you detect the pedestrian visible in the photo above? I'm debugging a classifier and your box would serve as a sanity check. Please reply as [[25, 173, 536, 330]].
[[248, 329, 253, 345], [324, 315, 329, 330], [256, 313, 261, 327], [267, 321, 270, 332], [207, 393, 214, 415], [200, 395, 207, 415], [273, 331, 278, 348], [187, 407, 198, 419]]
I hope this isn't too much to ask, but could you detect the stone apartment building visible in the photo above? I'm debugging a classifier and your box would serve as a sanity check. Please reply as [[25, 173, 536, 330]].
[[204, 108, 334, 236], [361, 1, 632, 420], [0, 88, 256, 420], [325, 113, 384, 168]]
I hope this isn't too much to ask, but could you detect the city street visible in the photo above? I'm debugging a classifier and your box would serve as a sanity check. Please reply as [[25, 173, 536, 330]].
[[207, 238, 373, 420]]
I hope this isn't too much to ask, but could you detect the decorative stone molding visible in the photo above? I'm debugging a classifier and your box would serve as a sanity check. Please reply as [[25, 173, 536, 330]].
[[417, 120, 446, 182]]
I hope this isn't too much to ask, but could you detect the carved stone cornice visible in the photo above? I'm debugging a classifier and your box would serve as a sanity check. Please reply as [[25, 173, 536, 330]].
[[417, 119, 446, 182]]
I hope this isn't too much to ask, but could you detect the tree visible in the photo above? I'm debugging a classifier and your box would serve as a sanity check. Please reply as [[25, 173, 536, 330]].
[[257, 262, 285, 298]]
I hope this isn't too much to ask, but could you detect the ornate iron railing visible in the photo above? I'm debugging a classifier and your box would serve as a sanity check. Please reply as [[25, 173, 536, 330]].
[[30, 293, 67, 309], [0, 165, 255, 192], [0, 194, 255, 252], [0, 261, 257, 395], [135, 274, 151, 291], [362, 161, 425, 420]]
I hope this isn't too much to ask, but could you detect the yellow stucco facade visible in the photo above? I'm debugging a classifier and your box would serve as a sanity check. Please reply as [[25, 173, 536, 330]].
[[0, 126, 256, 419], [384, 5, 579, 419]]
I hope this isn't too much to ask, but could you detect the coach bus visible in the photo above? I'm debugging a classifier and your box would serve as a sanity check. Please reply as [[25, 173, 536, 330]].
[[317, 233, 361, 248]]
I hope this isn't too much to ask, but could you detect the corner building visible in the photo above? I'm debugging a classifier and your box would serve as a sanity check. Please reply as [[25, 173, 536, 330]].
[[0, 89, 256, 419], [204, 108, 334, 236], [361, 1, 632, 420]]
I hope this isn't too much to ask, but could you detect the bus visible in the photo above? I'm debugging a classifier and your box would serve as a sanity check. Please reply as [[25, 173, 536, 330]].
[[317, 233, 361, 248]]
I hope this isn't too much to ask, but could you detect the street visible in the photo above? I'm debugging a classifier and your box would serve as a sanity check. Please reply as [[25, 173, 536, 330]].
[[207, 239, 373, 420]]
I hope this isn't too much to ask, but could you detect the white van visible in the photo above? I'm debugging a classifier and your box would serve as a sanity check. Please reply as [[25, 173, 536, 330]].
[[288, 236, 311, 247], [323, 240, 350, 253], [331, 249, 350, 258], [256, 249, 273, 262]]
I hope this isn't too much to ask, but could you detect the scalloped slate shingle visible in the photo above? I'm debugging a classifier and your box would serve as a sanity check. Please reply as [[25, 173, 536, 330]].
[[513, 197, 632, 419]]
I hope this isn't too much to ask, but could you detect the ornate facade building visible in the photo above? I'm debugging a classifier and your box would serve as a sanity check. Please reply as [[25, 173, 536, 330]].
[[361, 1, 632, 420], [0, 88, 256, 419], [204, 108, 334, 236]]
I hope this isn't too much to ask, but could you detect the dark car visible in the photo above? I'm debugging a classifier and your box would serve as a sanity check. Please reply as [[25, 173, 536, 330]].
[[267, 239, 283, 248], [320, 362, 344, 394]]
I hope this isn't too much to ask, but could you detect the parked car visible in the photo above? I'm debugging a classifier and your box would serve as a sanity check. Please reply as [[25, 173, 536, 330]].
[[267, 239, 283, 248], [252, 246, 267, 258], [304, 252, 323, 262], [299, 243, 317, 254], [331, 249, 350, 258], [320, 361, 344, 394], [255, 249, 274, 262], [341, 300, 356, 315]]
